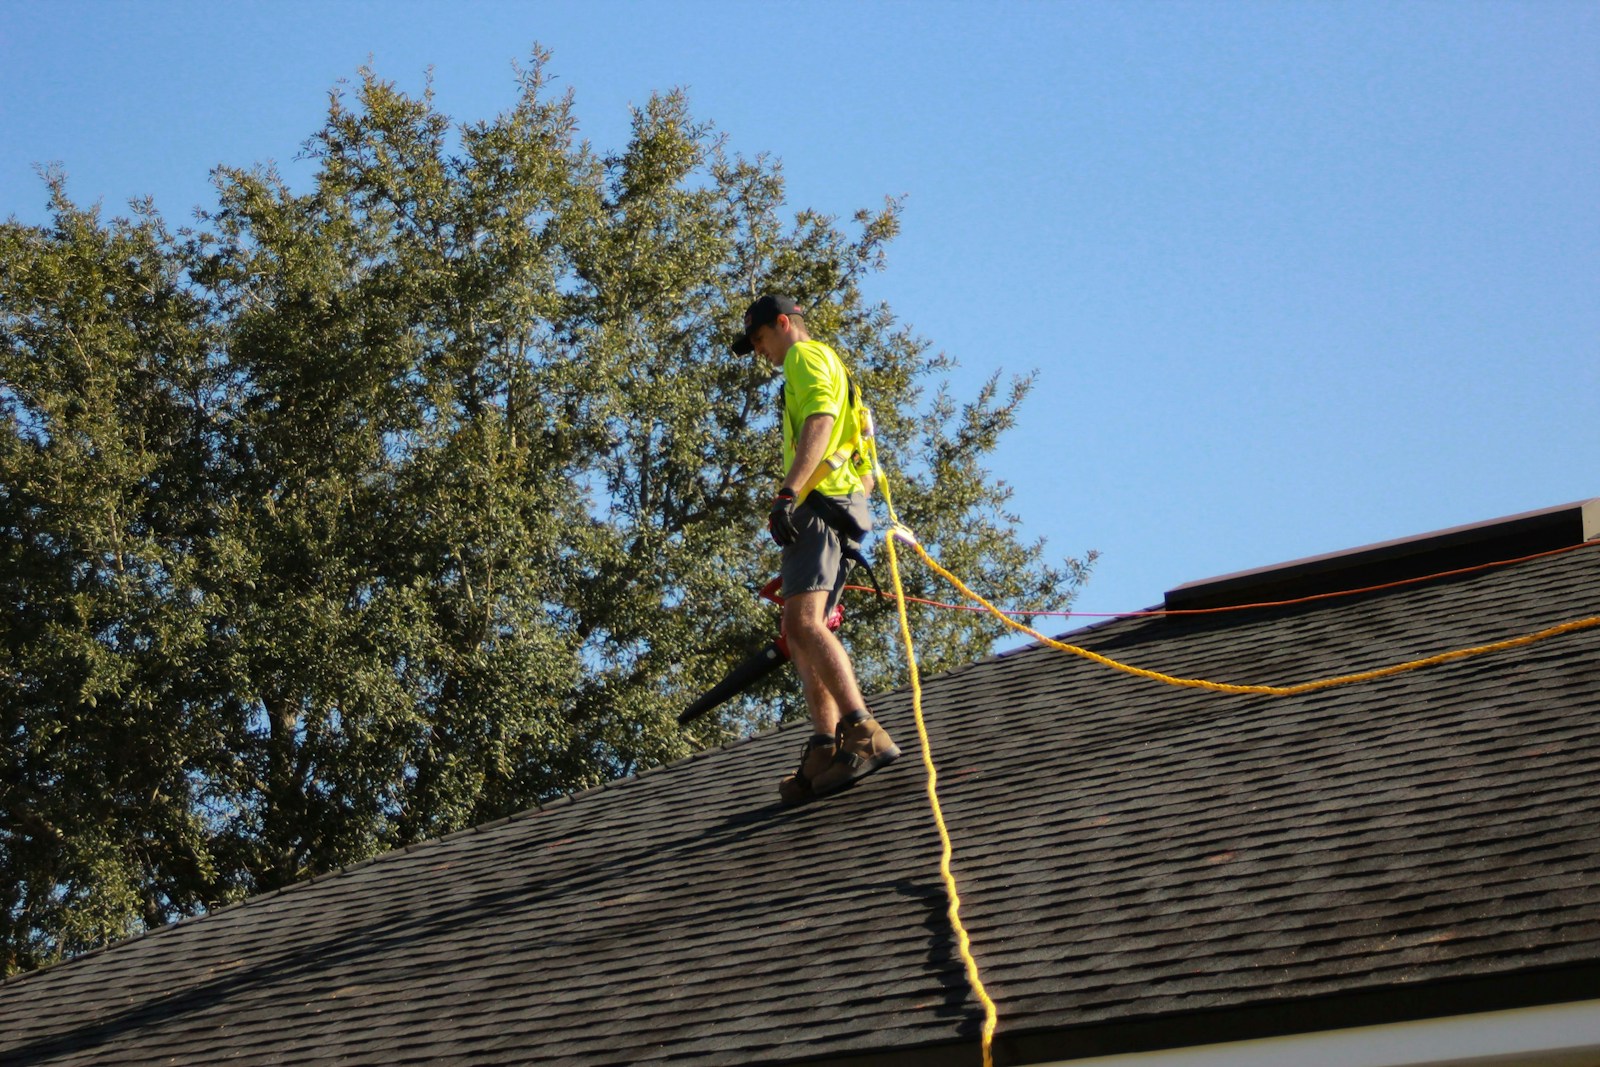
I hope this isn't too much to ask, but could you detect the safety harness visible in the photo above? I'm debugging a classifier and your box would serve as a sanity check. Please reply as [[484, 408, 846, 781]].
[[794, 367, 881, 502]]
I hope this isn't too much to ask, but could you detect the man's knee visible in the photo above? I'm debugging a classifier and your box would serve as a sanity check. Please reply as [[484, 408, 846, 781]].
[[783, 591, 832, 644]]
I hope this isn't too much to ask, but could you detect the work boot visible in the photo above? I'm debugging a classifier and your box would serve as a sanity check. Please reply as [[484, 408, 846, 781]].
[[811, 713, 901, 797], [778, 734, 837, 806]]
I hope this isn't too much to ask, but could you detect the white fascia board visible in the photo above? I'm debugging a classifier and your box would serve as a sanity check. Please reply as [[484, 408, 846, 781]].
[[1032, 998, 1600, 1067]]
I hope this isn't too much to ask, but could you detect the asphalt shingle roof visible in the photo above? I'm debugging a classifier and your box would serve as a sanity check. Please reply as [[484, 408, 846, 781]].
[[4, 504, 1600, 1066]]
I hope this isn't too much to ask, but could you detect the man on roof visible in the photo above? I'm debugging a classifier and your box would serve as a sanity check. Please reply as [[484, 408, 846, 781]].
[[732, 295, 902, 804]]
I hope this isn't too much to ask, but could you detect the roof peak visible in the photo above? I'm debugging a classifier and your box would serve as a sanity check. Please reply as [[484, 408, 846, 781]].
[[1164, 497, 1600, 612]]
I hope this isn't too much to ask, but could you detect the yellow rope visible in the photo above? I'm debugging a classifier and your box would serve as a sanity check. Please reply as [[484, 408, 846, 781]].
[[876, 474, 998, 1067], [905, 536, 1600, 697], [863, 447, 1591, 1067]]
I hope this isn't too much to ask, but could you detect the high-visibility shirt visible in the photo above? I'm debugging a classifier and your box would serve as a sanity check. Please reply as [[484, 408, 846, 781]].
[[782, 339, 865, 499]]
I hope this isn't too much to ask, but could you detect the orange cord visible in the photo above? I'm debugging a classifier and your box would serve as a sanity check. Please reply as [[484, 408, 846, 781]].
[[847, 537, 1600, 620], [897, 532, 1600, 698]]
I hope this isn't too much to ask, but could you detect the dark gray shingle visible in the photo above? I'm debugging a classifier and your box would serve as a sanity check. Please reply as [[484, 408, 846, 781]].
[[4, 512, 1599, 1065]]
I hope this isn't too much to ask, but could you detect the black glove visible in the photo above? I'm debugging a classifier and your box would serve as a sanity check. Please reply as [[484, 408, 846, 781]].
[[768, 488, 799, 547]]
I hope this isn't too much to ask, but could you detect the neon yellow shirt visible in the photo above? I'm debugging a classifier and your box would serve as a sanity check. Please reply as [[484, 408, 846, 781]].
[[782, 339, 865, 498]]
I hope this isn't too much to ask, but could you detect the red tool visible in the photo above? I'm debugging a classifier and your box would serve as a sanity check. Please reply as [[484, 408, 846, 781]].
[[677, 578, 844, 725]]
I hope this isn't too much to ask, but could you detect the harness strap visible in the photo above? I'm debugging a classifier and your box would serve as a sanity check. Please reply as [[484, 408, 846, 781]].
[[804, 492, 885, 602], [795, 368, 879, 505]]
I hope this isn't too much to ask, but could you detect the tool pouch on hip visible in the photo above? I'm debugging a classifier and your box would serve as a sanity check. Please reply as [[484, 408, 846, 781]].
[[804, 492, 871, 546], [804, 492, 882, 600]]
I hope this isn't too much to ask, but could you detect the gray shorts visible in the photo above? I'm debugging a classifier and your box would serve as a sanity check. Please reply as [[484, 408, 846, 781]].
[[781, 491, 873, 612]]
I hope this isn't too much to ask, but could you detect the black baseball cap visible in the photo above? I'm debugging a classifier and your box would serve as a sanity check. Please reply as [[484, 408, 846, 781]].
[[730, 294, 804, 355]]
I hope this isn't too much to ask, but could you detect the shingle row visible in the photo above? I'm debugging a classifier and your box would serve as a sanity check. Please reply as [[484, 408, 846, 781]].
[[3, 544, 1598, 1064]]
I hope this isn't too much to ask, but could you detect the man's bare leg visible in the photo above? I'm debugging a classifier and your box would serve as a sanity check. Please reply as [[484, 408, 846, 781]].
[[777, 589, 901, 802], [783, 589, 866, 734]]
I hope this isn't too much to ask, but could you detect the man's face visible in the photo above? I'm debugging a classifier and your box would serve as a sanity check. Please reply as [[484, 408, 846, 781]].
[[748, 317, 788, 367]]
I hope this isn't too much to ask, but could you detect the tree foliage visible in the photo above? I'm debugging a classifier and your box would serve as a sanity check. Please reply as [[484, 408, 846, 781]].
[[0, 52, 1094, 974]]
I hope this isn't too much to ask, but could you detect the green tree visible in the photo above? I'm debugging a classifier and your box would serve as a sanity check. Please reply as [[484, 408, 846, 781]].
[[0, 51, 1093, 975], [0, 178, 228, 971]]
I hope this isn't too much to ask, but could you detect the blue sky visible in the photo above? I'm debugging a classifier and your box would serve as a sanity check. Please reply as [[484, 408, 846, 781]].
[[4, 1, 1597, 625]]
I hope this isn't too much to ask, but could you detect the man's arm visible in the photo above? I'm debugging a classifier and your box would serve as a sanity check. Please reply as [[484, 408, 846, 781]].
[[783, 413, 835, 498]]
